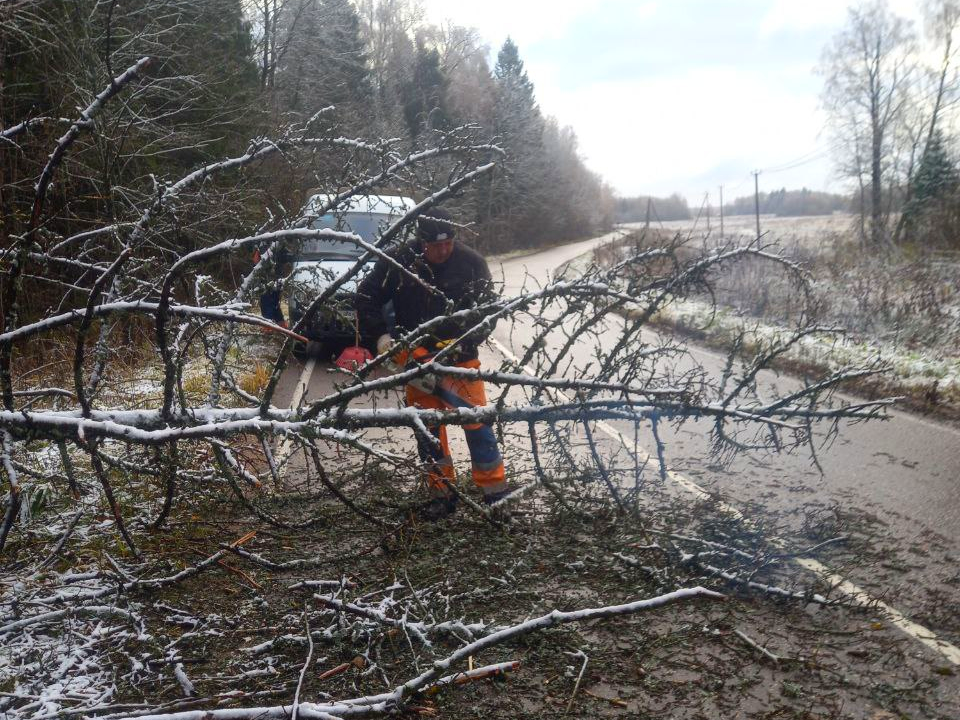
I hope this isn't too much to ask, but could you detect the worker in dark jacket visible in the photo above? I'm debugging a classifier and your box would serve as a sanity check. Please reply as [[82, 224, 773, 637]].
[[254, 243, 292, 328], [356, 208, 507, 521]]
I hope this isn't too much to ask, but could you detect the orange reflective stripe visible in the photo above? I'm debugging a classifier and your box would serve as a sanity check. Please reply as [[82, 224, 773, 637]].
[[404, 358, 505, 493], [481, 480, 509, 496], [472, 465, 505, 486]]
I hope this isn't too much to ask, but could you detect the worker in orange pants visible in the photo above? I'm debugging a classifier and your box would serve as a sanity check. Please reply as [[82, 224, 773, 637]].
[[405, 357, 507, 519], [356, 207, 509, 521]]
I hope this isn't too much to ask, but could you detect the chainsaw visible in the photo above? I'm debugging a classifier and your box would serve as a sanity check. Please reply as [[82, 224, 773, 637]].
[[386, 339, 463, 396]]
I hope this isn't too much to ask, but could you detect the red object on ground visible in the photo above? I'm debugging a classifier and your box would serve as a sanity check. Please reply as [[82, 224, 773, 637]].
[[335, 345, 373, 371]]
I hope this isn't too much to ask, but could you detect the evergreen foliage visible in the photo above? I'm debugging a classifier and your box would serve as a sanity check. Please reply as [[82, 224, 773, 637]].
[[1, 0, 613, 255], [909, 130, 959, 210], [402, 43, 449, 138], [901, 130, 960, 246], [483, 37, 552, 249]]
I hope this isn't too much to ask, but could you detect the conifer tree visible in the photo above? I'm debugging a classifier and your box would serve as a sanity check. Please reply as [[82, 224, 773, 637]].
[[484, 37, 549, 248], [910, 129, 959, 208], [402, 42, 449, 139], [901, 128, 960, 245]]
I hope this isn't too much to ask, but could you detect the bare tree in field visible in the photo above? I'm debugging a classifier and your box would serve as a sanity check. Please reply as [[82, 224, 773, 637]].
[[820, 0, 917, 246], [920, 0, 960, 155], [892, 0, 960, 240]]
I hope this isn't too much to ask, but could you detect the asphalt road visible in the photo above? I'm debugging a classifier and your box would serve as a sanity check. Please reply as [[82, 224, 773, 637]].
[[487, 230, 960, 658], [275, 229, 960, 663]]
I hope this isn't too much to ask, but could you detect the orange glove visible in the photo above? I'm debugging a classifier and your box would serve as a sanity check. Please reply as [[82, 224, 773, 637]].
[[393, 346, 430, 366]]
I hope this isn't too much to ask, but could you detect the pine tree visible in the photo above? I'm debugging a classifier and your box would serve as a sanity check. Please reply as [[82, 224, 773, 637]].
[[484, 38, 549, 249], [901, 129, 960, 246], [402, 42, 449, 139], [910, 130, 959, 210], [494, 38, 538, 111], [277, 0, 371, 126]]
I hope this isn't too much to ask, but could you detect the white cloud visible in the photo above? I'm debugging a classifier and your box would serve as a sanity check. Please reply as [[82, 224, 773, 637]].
[[421, 0, 589, 47], [418, 1, 867, 199], [759, 0, 847, 37], [760, 0, 920, 38], [537, 66, 831, 198]]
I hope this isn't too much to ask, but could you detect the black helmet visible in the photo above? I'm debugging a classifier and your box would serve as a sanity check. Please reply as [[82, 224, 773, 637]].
[[417, 208, 456, 243]]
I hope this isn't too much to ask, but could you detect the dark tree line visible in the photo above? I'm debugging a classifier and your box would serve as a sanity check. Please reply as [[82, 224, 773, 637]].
[[613, 194, 692, 223], [0, 0, 613, 262], [723, 188, 851, 218]]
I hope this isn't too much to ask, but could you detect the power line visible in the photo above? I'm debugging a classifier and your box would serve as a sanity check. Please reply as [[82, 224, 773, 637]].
[[762, 145, 831, 173], [763, 149, 833, 174]]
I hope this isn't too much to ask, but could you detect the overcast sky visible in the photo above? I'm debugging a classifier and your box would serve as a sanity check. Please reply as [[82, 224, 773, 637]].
[[422, 0, 921, 203]]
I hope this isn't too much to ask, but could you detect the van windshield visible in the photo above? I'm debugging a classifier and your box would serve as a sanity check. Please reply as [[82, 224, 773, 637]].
[[299, 213, 396, 260]]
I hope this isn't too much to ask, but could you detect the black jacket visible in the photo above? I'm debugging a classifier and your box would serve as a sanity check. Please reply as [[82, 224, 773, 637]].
[[356, 241, 497, 360]]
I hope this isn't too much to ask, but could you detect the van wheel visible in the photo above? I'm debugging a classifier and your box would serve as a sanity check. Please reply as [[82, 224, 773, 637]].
[[293, 340, 323, 360]]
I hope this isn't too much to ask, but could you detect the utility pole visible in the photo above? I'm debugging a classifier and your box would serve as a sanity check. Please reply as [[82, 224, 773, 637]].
[[705, 192, 711, 232], [644, 197, 652, 231], [752, 170, 762, 240], [718, 184, 724, 239]]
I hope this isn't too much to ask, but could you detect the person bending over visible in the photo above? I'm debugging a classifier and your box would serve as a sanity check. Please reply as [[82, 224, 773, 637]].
[[356, 208, 508, 521]]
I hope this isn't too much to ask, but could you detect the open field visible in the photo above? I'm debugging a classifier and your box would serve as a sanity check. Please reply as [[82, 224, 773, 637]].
[[653, 212, 856, 247], [598, 215, 960, 419]]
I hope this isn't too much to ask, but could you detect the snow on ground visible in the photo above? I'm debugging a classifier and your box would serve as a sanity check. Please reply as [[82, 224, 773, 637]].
[[653, 297, 960, 403], [586, 216, 960, 411], [0, 568, 138, 719]]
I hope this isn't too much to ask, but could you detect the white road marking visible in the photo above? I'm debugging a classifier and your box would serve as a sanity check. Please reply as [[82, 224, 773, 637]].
[[274, 355, 317, 470], [488, 335, 960, 666]]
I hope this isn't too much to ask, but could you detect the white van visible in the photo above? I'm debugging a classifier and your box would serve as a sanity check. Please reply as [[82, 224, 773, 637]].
[[287, 194, 417, 349]]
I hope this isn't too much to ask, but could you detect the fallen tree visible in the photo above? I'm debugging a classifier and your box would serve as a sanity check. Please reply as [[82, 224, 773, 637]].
[[0, 45, 900, 720]]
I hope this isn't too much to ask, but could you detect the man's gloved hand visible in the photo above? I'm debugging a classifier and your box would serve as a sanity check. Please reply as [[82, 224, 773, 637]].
[[376, 333, 393, 356]]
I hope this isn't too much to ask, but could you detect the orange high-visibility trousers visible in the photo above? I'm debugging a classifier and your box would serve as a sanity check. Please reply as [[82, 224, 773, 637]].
[[405, 358, 506, 497]]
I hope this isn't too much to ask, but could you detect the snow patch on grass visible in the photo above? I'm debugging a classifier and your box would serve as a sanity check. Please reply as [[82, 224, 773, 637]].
[[650, 297, 960, 403]]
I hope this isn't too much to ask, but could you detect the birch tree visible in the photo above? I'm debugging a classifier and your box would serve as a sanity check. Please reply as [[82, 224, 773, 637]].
[[820, 0, 917, 245]]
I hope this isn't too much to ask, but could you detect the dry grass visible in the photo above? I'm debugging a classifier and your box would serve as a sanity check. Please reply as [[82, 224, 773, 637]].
[[238, 362, 271, 397]]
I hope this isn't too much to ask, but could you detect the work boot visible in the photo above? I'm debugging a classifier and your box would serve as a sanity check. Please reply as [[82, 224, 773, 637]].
[[415, 494, 459, 522]]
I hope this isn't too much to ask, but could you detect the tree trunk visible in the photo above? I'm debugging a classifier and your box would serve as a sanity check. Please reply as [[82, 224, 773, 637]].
[[871, 105, 884, 245], [260, 1, 271, 89]]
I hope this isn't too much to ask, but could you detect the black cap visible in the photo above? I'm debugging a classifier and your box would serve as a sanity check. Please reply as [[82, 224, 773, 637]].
[[417, 208, 456, 243]]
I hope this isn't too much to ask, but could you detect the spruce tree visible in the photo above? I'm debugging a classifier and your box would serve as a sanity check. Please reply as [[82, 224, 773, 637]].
[[485, 37, 549, 249], [402, 43, 449, 139], [911, 130, 959, 209], [902, 129, 960, 246]]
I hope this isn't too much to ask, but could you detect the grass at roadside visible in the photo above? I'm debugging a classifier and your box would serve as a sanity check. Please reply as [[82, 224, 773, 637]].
[[590, 225, 960, 422]]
